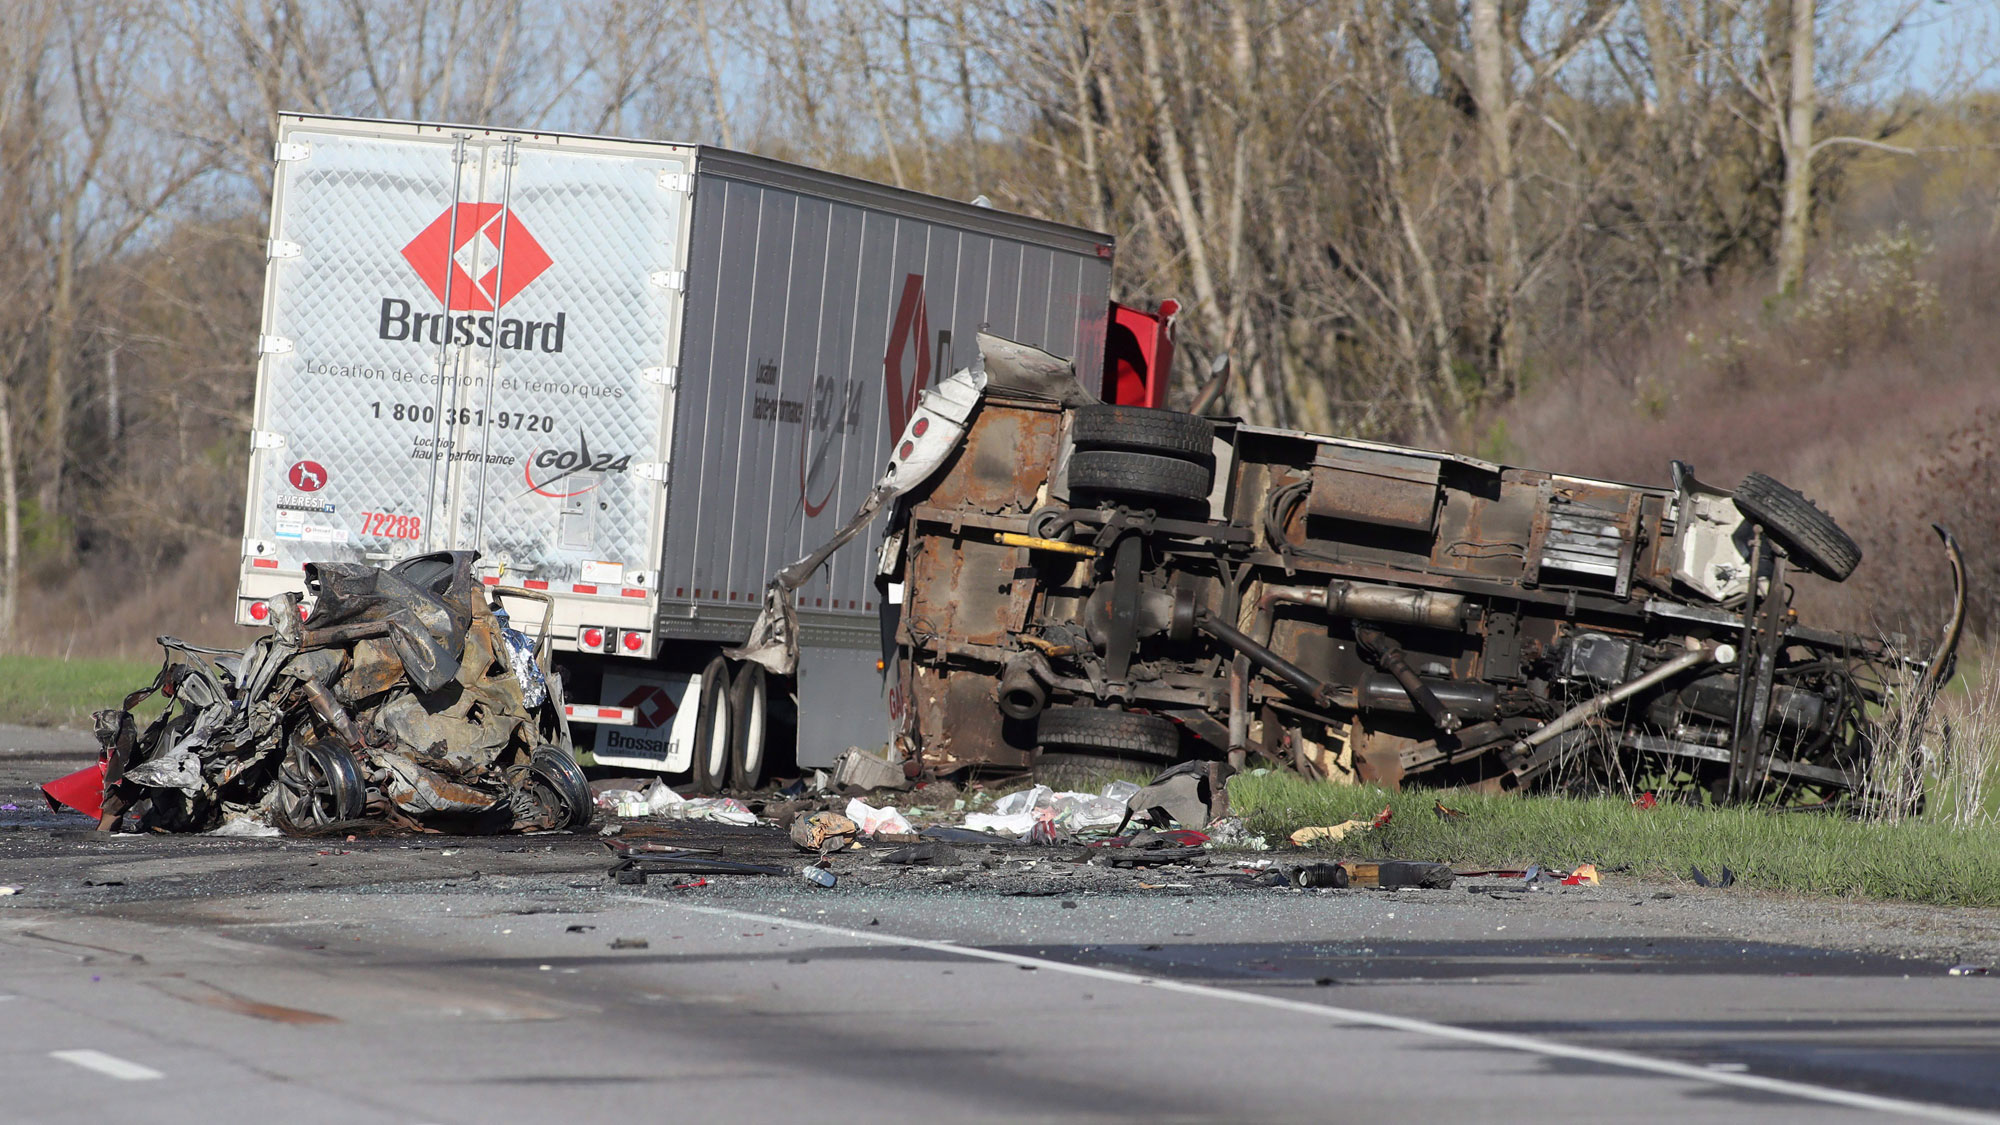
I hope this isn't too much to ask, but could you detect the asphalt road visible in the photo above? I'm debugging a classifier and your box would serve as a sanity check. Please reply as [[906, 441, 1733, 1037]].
[[4, 726, 1998, 1124]]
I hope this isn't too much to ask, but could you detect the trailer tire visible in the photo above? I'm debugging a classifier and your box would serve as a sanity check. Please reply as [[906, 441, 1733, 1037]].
[[1070, 405, 1214, 461], [692, 655, 733, 795], [1037, 707, 1180, 760], [1069, 450, 1213, 504], [729, 662, 769, 791], [1732, 472, 1862, 582], [528, 745, 595, 830]]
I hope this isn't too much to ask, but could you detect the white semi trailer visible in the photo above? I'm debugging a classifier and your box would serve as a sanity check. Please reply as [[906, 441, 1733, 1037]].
[[235, 113, 1135, 788]]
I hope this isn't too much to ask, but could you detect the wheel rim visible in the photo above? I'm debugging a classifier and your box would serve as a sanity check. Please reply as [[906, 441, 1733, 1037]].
[[278, 744, 335, 825], [704, 680, 731, 780], [741, 676, 767, 777]]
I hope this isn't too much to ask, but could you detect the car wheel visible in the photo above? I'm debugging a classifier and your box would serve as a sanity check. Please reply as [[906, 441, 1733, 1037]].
[[277, 736, 367, 826], [1732, 472, 1862, 582], [692, 655, 733, 795], [1036, 706, 1180, 760], [529, 744, 594, 830], [1069, 405, 1215, 461], [1069, 450, 1213, 504], [729, 661, 769, 791]]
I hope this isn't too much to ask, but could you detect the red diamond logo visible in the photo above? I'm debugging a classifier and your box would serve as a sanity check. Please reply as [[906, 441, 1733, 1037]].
[[617, 683, 678, 730], [400, 204, 553, 312]]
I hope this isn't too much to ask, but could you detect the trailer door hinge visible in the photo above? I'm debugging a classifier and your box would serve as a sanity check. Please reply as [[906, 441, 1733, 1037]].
[[266, 239, 301, 260], [273, 141, 311, 162], [631, 462, 670, 483], [650, 270, 686, 291], [643, 366, 678, 388], [658, 171, 692, 193], [251, 430, 287, 450], [257, 335, 293, 355]]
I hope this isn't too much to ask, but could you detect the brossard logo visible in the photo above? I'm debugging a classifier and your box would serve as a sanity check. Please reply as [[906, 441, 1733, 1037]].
[[379, 204, 567, 353]]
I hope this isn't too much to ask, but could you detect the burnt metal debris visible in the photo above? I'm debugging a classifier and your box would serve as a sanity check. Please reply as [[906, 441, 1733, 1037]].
[[84, 552, 593, 835], [744, 334, 1967, 807]]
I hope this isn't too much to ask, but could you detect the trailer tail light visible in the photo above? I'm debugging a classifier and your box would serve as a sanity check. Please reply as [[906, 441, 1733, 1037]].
[[580, 626, 607, 651], [248, 601, 270, 622], [621, 630, 646, 653]]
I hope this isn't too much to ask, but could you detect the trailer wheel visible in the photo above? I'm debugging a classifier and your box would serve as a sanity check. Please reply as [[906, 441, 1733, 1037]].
[[1037, 706, 1180, 760], [729, 662, 769, 791], [1732, 472, 1862, 582], [692, 655, 733, 795], [528, 745, 595, 830], [1070, 405, 1215, 461], [1069, 450, 1213, 504]]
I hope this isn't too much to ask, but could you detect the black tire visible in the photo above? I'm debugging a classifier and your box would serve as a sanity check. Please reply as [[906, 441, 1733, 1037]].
[[277, 737, 367, 827], [1037, 752, 1155, 791], [692, 655, 733, 795], [1732, 472, 1862, 582], [1037, 707, 1180, 760], [1069, 450, 1212, 504], [729, 662, 769, 791], [1070, 405, 1214, 461], [529, 745, 595, 830]]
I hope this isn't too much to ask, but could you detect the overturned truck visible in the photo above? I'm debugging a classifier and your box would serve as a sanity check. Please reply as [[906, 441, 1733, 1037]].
[[754, 337, 1965, 805]]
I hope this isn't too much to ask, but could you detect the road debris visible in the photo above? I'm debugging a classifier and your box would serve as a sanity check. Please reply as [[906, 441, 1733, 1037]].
[[830, 748, 910, 793], [801, 864, 838, 888], [51, 552, 591, 836], [844, 798, 914, 836], [1691, 865, 1737, 888], [789, 811, 859, 853], [1289, 821, 1374, 847], [877, 842, 962, 866], [1291, 863, 1350, 888]]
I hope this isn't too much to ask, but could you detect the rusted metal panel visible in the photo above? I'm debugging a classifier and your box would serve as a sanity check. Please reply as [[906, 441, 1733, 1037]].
[[921, 399, 1063, 515], [1307, 445, 1440, 533]]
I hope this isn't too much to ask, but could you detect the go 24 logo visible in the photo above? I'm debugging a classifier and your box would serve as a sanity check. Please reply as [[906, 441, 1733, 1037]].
[[522, 429, 631, 498]]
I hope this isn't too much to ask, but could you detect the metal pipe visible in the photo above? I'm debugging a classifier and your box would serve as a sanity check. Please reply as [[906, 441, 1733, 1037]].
[[1227, 653, 1249, 757], [1327, 580, 1468, 631], [301, 679, 365, 751], [1511, 642, 1730, 761], [1196, 609, 1335, 707], [1353, 625, 1460, 732], [1250, 581, 1469, 647], [996, 654, 1048, 720]]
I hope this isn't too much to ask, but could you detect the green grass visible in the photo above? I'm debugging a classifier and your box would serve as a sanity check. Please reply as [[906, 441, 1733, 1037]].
[[1230, 771, 2000, 907], [0, 654, 165, 729]]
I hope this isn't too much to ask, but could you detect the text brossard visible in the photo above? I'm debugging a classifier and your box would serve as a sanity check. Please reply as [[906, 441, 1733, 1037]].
[[378, 298, 567, 353]]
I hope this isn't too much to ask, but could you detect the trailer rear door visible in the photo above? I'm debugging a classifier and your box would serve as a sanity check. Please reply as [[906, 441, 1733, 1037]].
[[241, 118, 692, 626]]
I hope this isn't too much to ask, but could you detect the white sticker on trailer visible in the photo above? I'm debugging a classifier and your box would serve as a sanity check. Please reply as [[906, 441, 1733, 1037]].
[[589, 670, 699, 773]]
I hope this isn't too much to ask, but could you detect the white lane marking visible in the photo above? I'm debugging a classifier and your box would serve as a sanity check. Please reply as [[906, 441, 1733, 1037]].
[[621, 897, 1997, 1124], [50, 1049, 163, 1081]]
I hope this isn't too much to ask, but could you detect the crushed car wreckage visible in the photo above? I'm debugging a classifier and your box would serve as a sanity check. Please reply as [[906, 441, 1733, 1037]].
[[46, 552, 594, 834], [738, 334, 1967, 808]]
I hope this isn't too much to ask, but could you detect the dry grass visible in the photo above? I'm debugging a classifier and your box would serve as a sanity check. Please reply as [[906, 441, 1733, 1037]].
[[1493, 229, 2000, 641], [9, 538, 248, 661]]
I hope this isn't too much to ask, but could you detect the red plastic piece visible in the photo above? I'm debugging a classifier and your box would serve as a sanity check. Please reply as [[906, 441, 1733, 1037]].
[[1104, 299, 1179, 407], [42, 760, 106, 820]]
